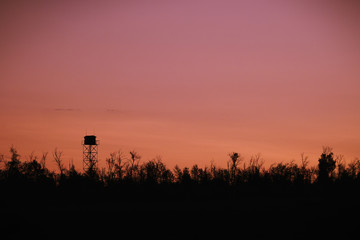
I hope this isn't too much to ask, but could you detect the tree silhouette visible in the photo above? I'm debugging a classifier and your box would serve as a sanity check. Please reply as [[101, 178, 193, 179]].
[[191, 164, 200, 183], [317, 146, 336, 184], [53, 148, 64, 175], [6, 145, 21, 178], [40, 152, 48, 169], [228, 152, 242, 183], [105, 152, 116, 183], [127, 150, 141, 181]]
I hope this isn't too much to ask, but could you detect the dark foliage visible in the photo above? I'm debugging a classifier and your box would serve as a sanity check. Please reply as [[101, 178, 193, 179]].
[[1, 146, 360, 238], [1, 147, 360, 196]]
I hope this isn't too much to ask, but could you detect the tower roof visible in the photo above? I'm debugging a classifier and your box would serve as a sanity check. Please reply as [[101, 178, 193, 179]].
[[84, 135, 97, 145]]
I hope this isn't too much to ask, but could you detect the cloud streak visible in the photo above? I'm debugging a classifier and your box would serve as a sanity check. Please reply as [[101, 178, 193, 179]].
[[54, 108, 81, 112]]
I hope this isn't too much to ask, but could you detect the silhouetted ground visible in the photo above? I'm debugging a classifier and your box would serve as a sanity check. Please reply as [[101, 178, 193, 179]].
[[1, 189, 360, 239]]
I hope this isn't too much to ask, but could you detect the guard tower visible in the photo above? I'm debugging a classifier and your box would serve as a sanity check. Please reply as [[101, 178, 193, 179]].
[[82, 135, 99, 173]]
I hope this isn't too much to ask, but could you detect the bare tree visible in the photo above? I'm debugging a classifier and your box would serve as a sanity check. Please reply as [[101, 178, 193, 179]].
[[249, 153, 264, 171], [299, 152, 313, 184], [105, 151, 126, 181], [28, 152, 37, 162], [129, 150, 141, 167], [114, 151, 126, 180], [127, 150, 141, 179], [68, 159, 75, 170], [348, 157, 360, 179], [300, 152, 309, 169], [228, 152, 243, 183], [53, 148, 64, 175], [322, 146, 333, 156], [244, 153, 264, 182], [40, 152, 48, 169], [106, 152, 116, 180], [335, 154, 345, 179]]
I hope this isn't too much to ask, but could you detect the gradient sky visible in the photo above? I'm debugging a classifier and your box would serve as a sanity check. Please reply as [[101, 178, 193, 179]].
[[1, 0, 359, 170]]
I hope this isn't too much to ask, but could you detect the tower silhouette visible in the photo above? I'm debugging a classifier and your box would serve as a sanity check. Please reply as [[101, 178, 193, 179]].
[[83, 135, 98, 174]]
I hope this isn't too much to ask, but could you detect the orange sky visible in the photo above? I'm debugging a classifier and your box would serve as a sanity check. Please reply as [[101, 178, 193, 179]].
[[1, 1, 359, 171]]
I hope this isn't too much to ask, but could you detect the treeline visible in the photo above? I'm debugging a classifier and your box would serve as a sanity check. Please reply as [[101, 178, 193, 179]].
[[1, 146, 360, 191]]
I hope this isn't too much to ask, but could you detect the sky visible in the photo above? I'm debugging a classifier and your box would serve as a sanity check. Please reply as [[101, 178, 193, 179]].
[[1, 0, 359, 171]]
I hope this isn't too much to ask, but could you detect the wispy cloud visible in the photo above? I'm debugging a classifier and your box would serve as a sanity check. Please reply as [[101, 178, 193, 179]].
[[54, 108, 81, 112]]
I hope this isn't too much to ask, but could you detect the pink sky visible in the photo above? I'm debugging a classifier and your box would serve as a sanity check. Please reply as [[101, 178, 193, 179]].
[[1, 0, 359, 171]]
